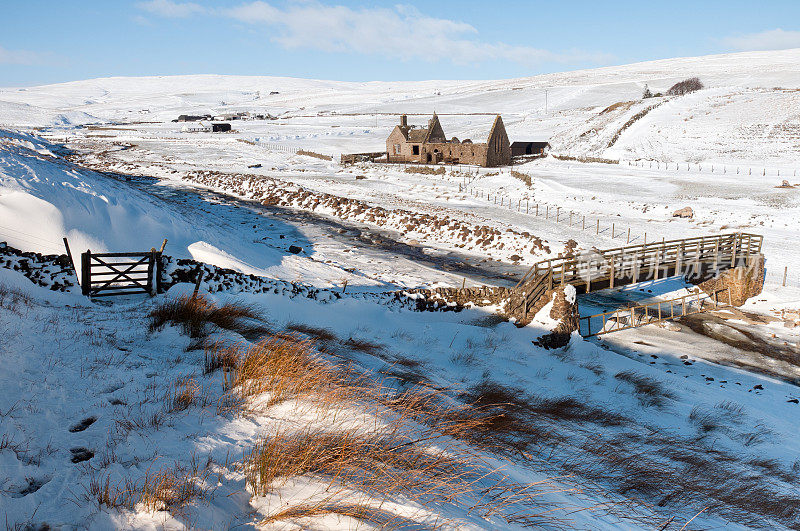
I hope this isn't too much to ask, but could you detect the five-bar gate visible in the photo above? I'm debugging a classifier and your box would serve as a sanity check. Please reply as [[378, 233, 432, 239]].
[[80, 250, 161, 297]]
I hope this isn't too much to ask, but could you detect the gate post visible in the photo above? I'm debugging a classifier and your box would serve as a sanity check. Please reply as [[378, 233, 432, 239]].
[[146, 252, 156, 296], [81, 251, 91, 297], [155, 252, 163, 294]]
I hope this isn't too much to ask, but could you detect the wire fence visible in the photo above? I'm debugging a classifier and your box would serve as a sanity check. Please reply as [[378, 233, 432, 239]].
[[626, 160, 799, 180], [253, 140, 299, 154], [0, 224, 66, 255], [453, 182, 799, 290]]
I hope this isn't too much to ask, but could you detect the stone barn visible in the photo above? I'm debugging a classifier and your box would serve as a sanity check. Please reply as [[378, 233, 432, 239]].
[[386, 113, 511, 167], [511, 141, 550, 157]]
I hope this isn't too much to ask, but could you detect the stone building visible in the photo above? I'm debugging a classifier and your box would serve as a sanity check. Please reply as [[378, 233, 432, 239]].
[[386, 113, 511, 167]]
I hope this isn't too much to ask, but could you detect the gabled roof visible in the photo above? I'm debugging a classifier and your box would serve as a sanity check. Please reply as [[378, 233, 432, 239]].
[[408, 128, 429, 142], [487, 115, 506, 142]]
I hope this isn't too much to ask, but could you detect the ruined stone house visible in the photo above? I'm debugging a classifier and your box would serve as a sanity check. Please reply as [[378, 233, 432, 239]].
[[386, 113, 511, 167]]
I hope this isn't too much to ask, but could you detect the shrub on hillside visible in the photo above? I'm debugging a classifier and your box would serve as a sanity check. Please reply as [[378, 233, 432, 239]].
[[667, 77, 703, 96]]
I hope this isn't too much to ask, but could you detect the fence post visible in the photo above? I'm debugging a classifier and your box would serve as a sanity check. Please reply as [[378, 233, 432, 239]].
[[582, 215, 585, 230], [81, 250, 91, 296], [596, 219, 599, 235], [63, 237, 78, 282], [784, 266, 789, 287], [626, 227, 631, 244]]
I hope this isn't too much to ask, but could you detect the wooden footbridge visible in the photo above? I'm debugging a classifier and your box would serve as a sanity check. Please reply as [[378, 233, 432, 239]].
[[512, 233, 763, 335]]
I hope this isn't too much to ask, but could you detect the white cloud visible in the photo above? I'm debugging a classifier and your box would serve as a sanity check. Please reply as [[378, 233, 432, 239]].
[[0, 46, 40, 65], [222, 1, 610, 66], [137, 0, 205, 18], [723, 28, 800, 51]]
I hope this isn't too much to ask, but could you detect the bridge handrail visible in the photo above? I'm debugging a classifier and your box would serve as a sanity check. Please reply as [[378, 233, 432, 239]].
[[516, 232, 762, 289], [579, 286, 731, 337]]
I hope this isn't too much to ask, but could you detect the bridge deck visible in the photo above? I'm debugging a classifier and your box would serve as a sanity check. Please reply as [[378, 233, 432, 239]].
[[514, 232, 762, 324]]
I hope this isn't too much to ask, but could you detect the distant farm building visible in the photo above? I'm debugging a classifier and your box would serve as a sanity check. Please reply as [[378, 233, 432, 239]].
[[212, 123, 232, 132], [511, 141, 550, 157], [386, 114, 511, 167], [181, 122, 211, 133], [176, 114, 211, 122]]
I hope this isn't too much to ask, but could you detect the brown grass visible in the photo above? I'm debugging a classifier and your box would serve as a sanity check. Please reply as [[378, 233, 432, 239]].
[[148, 294, 267, 339], [260, 501, 441, 529], [600, 101, 636, 114], [404, 166, 445, 175], [344, 337, 385, 355], [614, 371, 676, 407], [510, 170, 532, 187], [203, 339, 241, 374], [223, 336, 577, 527], [297, 149, 333, 161], [286, 322, 337, 341], [87, 458, 213, 515], [245, 428, 469, 502], [225, 334, 363, 410], [551, 154, 619, 165], [169, 378, 199, 412]]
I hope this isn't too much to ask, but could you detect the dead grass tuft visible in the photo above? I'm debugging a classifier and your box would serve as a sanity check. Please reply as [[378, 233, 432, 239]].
[[170, 378, 199, 412], [203, 340, 241, 374], [286, 322, 337, 342], [148, 294, 267, 339], [344, 337, 385, 355], [87, 458, 213, 516], [614, 371, 676, 407], [226, 334, 364, 410], [260, 501, 438, 529], [404, 166, 445, 175]]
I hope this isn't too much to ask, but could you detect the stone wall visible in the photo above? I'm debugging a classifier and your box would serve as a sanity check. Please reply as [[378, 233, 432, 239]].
[[699, 253, 765, 307], [402, 285, 514, 311], [420, 142, 491, 166]]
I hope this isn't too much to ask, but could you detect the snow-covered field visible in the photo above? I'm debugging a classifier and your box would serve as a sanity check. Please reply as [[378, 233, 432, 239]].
[[1, 49, 800, 529]]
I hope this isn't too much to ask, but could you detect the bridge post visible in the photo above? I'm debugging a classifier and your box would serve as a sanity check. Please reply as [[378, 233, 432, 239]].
[[713, 239, 719, 274], [730, 233, 738, 267], [654, 251, 660, 281], [610, 256, 615, 289]]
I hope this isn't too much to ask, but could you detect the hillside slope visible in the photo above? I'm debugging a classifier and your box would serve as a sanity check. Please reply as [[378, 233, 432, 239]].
[[1, 49, 799, 164]]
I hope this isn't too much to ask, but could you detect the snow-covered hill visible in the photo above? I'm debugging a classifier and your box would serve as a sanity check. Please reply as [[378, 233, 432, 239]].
[[2, 49, 799, 163]]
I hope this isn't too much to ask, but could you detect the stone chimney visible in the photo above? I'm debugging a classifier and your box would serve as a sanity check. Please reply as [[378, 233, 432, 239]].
[[400, 114, 407, 128]]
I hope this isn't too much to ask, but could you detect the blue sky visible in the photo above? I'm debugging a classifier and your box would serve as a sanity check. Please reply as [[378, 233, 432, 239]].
[[2, 0, 800, 86]]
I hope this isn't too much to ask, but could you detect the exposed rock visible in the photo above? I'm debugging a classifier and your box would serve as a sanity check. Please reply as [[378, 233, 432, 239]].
[[288, 245, 303, 254], [533, 285, 580, 349], [699, 253, 764, 307], [672, 206, 694, 219]]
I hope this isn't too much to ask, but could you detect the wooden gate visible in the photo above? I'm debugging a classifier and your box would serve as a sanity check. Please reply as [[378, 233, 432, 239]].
[[80, 250, 161, 297]]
